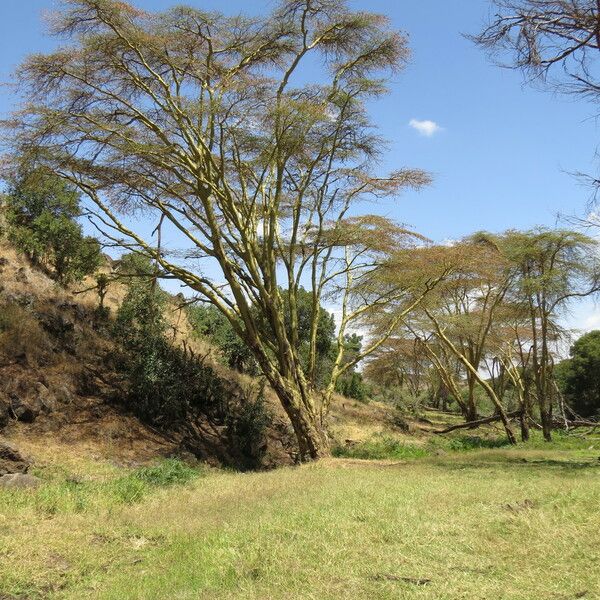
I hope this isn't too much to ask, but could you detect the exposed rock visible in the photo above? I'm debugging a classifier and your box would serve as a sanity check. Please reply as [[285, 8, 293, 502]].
[[3, 377, 58, 423], [38, 311, 75, 347], [36, 382, 58, 413], [3, 290, 36, 307], [0, 441, 31, 475], [15, 267, 28, 283], [10, 395, 43, 423], [53, 384, 74, 405], [0, 473, 41, 489]]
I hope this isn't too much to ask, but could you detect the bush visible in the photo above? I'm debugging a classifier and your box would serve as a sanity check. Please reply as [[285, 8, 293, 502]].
[[113, 260, 229, 427], [115, 293, 227, 425], [187, 304, 258, 374], [386, 388, 429, 419], [335, 371, 368, 402], [227, 386, 272, 470]]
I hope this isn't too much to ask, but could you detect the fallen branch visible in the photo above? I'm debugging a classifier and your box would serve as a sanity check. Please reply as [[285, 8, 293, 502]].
[[555, 419, 599, 431], [433, 411, 522, 434]]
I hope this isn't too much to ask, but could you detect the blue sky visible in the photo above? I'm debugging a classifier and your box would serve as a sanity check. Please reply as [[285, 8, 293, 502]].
[[1, 0, 599, 332]]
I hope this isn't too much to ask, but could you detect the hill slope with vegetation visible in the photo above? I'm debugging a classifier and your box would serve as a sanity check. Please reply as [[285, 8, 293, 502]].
[[0, 235, 408, 472]]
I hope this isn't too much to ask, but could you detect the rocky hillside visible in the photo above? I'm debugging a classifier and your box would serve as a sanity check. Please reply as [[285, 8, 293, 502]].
[[0, 242, 295, 468], [0, 241, 401, 476]]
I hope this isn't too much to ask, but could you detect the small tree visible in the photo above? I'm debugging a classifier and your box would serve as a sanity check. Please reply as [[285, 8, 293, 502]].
[[556, 330, 600, 419], [4, 168, 101, 284]]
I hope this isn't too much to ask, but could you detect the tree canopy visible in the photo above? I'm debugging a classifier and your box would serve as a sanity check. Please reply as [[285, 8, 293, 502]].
[[556, 330, 600, 418]]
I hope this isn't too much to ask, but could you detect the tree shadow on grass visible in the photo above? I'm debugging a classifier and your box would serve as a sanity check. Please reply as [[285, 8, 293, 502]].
[[434, 455, 600, 472]]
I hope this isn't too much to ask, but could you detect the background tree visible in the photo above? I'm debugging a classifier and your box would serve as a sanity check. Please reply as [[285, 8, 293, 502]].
[[4, 168, 101, 284], [556, 330, 600, 419], [399, 239, 519, 443], [4, 0, 436, 459], [473, 0, 600, 96], [364, 334, 440, 411], [486, 310, 537, 440], [491, 228, 600, 440]]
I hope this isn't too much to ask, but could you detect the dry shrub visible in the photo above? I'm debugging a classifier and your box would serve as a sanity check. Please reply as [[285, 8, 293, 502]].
[[0, 302, 52, 365]]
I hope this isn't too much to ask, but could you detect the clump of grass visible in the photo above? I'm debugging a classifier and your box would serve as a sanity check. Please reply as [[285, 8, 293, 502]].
[[332, 435, 429, 460], [132, 458, 199, 487], [520, 429, 600, 451], [446, 435, 512, 451]]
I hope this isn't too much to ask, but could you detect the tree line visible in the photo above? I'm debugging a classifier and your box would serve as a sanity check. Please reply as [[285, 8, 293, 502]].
[[363, 231, 600, 443]]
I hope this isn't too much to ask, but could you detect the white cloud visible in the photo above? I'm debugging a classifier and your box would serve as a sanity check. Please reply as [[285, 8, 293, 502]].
[[409, 118, 442, 137], [441, 237, 458, 247], [584, 312, 600, 330]]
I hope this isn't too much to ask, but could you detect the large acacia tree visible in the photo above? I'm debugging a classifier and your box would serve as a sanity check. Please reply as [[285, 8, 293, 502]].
[[499, 228, 600, 439], [3, 0, 437, 459]]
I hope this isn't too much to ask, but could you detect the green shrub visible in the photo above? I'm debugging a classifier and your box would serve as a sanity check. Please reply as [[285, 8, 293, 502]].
[[113, 265, 228, 425], [333, 436, 429, 460], [335, 371, 368, 402], [133, 458, 199, 487], [556, 330, 600, 418], [447, 436, 512, 451]]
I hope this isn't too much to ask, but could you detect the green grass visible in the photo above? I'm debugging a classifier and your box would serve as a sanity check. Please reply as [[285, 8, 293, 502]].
[[332, 427, 600, 461], [332, 435, 430, 460], [1, 458, 204, 517], [1, 444, 600, 599]]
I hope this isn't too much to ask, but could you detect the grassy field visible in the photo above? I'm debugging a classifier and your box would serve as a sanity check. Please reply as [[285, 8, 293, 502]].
[[1, 432, 600, 600]]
